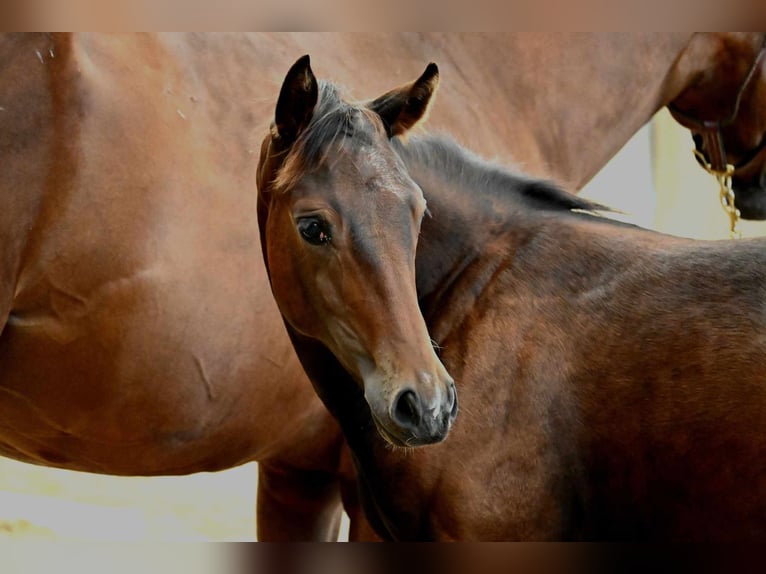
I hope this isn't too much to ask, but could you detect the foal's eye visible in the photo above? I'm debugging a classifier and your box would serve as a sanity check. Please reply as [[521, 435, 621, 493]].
[[297, 217, 332, 245]]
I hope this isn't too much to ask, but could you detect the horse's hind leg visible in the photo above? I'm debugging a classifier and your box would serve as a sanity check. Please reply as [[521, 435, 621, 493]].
[[256, 460, 343, 541]]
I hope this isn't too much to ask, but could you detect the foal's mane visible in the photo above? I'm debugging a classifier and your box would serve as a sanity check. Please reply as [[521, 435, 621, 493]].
[[392, 135, 609, 215]]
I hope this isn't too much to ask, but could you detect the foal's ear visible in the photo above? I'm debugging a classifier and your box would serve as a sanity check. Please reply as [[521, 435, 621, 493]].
[[367, 63, 439, 138], [274, 54, 319, 146]]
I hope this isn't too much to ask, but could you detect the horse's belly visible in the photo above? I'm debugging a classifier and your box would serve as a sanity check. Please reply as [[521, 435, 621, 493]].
[[0, 264, 329, 475]]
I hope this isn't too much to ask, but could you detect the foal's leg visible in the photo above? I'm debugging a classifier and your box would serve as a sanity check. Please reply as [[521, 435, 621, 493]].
[[256, 460, 343, 541], [338, 445, 382, 542], [343, 488, 382, 541]]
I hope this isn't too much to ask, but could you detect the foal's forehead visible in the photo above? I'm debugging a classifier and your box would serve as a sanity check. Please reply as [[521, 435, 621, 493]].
[[325, 136, 422, 207], [280, 103, 418, 201]]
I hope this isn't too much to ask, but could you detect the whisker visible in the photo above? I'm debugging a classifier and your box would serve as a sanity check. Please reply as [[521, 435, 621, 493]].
[[453, 403, 475, 418]]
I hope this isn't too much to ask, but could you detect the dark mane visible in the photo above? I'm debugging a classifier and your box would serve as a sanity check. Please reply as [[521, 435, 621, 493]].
[[393, 135, 610, 215], [274, 81, 385, 191]]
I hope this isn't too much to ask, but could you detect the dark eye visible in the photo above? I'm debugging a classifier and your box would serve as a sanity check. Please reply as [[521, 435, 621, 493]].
[[297, 217, 331, 245]]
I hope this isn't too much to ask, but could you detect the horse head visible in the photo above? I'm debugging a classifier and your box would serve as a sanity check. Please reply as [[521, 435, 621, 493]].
[[670, 32, 766, 220], [256, 56, 457, 447]]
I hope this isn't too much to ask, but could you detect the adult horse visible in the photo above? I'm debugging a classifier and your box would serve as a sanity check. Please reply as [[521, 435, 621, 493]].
[[2, 32, 765, 540], [257, 57, 766, 540]]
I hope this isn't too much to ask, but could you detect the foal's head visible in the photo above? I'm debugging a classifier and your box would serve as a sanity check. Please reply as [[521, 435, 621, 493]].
[[257, 56, 457, 447]]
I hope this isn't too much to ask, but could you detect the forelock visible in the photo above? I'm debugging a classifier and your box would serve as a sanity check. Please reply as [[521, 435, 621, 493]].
[[272, 81, 388, 192]]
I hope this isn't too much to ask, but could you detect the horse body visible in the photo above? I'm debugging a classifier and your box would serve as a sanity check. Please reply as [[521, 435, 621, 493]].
[[1, 31, 681, 475], [258, 57, 766, 539]]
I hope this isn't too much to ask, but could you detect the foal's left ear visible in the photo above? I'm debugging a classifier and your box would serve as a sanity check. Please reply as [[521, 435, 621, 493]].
[[274, 54, 319, 146], [367, 63, 439, 138]]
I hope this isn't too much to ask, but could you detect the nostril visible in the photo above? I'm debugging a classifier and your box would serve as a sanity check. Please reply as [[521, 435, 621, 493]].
[[393, 389, 422, 429], [448, 381, 458, 419]]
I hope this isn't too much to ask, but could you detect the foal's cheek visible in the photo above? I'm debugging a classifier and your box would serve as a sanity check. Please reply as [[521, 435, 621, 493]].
[[314, 266, 346, 312], [266, 226, 315, 334]]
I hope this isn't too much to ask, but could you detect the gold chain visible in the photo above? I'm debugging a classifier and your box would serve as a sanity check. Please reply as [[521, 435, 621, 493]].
[[693, 149, 741, 239]]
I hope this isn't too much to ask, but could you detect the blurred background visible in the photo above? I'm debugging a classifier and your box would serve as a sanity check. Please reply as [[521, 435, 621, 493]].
[[1, 107, 765, 543]]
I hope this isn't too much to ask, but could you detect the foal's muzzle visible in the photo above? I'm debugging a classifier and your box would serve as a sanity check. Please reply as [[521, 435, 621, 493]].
[[377, 378, 458, 447]]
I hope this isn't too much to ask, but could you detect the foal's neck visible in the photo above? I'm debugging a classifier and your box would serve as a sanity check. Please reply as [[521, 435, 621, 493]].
[[417, 200, 514, 343], [399, 136, 619, 344], [401, 139, 537, 341]]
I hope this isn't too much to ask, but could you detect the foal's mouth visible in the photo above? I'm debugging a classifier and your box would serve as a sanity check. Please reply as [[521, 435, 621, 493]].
[[370, 412, 451, 448]]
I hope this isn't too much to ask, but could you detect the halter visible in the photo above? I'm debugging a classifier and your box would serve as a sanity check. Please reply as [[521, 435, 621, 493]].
[[668, 34, 766, 237]]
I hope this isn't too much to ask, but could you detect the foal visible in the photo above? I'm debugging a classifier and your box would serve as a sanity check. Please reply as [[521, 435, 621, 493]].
[[258, 56, 766, 540]]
